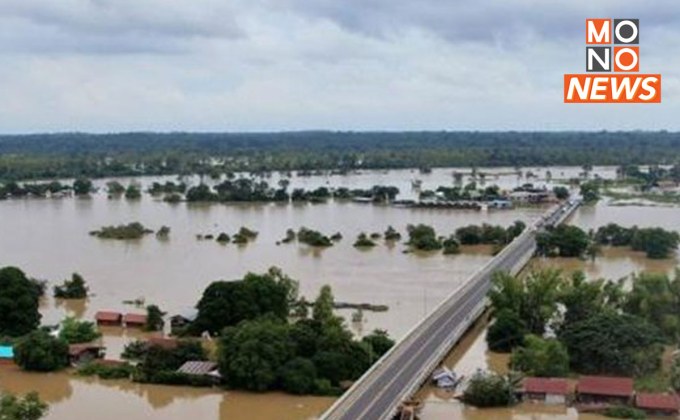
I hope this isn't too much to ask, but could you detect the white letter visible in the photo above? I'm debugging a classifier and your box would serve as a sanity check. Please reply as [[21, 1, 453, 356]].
[[591, 77, 608, 100], [588, 20, 610, 43], [611, 77, 641, 100], [567, 77, 591, 100], [588, 48, 610, 71], [638, 77, 658, 101]]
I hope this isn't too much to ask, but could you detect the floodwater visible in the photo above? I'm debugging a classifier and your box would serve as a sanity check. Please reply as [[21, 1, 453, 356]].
[[0, 166, 677, 420], [418, 198, 680, 420]]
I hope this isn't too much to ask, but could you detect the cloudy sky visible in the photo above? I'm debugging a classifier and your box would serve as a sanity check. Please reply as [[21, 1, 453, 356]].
[[0, 0, 679, 133]]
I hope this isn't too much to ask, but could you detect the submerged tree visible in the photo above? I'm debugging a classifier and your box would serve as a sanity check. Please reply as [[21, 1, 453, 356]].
[[53, 273, 88, 299]]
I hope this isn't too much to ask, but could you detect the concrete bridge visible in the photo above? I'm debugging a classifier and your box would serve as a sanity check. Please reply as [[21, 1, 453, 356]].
[[321, 199, 581, 420]]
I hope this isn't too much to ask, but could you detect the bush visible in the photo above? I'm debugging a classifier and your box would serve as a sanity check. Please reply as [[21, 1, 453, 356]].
[[486, 309, 526, 352], [442, 236, 460, 255], [463, 371, 517, 407], [406, 224, 442, 251], [297, 227, 333, 247], [0, 392, 48, 420], [511, 335, 569, 377], [77, 362, 134, 380], [353, 233, 376, 248], [89, 222, 153, 240], [58, 317, 101, 344], [602, 406, 646, 419], [278, 358, 318, 394], [53, 273, 88, 299], [14, 331, 69, 372]]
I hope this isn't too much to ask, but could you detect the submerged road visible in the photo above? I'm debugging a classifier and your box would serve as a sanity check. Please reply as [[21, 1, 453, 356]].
[[322, 199, 580, 420]]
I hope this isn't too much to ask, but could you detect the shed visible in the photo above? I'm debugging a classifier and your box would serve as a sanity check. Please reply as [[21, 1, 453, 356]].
[[123, 313, 147, 328], [522, 377, 570, 405], [576, 376, 634, 405], [95, 311, 123, 326], [635, 393, 680, 416], [177, 361, 221, 384], [68, 344, 105, 365]]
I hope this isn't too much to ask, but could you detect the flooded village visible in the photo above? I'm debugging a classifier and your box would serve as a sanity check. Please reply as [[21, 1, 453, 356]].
[[1, 165, 679, 419]]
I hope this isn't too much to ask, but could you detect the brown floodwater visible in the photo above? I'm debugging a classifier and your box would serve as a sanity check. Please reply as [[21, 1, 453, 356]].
[[0, 166, 677, 419]]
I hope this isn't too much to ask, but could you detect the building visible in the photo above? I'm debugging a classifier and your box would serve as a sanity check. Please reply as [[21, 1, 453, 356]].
[[95, 311, 123, 326], [522, 377, 570, 405], [177, 361, 221, 384], [576, 376, 634, 405], [0, 345, 14, 365], [635, 393, 680, 417], [68, 344, 105, 365], [123, 313, 147, 328], [431, 367, 459, 389]]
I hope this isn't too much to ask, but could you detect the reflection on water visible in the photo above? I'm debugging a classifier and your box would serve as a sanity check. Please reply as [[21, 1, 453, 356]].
[[0, 365, 334, 420]]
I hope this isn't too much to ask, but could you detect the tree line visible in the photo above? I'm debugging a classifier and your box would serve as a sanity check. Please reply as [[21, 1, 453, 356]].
[[1, 131, 680, 181]]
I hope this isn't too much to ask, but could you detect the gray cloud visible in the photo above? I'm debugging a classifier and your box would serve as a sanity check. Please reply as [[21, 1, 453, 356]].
[[0, 0, 678, 132]]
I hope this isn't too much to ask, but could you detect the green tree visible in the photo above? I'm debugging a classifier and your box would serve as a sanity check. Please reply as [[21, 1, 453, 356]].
[[671, 354, 680, 391], [361, 329, 395, 362], [558, 271, 607, 330], [0, 392, 48, 420], [72, 178, 93, 196], [553, 186, 570, 200], [14, 330, 69, 372], [53, 273, 88, 299], [58, 317, 101, 344], [536, 225, 590, 258], [192, 268, 297, 335], [312, 285, 337, 326], [145, 305, 166, 332], [488, 270, 561, 335], [624, 272, 680, 340], [486, 309, 527, 353], [278, 357, 318, 394], [218, 318, 293, 391], [406, 224, 442, 251], [124, 184, 141, 199], [559, 311, 664, 376], [510, 335, 569, 377], [0, 267, 41, 337], [106, 181, 125, 195], [463, 371, 518, 408], [580, 181, 600, 203]]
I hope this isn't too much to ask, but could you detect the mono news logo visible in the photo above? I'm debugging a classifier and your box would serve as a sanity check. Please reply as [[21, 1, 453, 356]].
[[564, 19, 661, 103]]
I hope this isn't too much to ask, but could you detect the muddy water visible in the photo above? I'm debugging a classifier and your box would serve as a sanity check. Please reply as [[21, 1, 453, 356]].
[[0, 365, 334, 420], [0, 166, 675, 420], [0, 167, 560, 420], [418, 199, 680, 420]]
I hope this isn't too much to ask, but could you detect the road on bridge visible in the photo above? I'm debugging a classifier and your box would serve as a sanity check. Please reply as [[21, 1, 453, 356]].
[[322, 199, 580, 420]]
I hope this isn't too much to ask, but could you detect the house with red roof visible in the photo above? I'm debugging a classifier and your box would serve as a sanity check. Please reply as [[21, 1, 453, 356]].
[[123, 313, 147, 328], [522, 377, 571, 405], [576, 376, 634, 405], [635, 392, 680, 417], [95, 311, 122, 326]]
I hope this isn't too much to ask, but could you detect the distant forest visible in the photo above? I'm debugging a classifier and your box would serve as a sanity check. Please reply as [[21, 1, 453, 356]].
[[1, 131, 679, 181]]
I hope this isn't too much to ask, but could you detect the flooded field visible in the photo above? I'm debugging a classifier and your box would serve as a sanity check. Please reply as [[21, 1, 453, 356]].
[[1, 166, 678, 419]]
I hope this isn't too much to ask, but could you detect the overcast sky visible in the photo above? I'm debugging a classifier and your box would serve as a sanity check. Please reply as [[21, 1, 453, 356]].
[[0, 0, 679, 133]]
